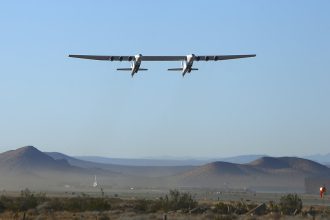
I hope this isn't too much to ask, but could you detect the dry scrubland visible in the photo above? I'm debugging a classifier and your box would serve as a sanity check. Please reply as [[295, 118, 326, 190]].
[[0, 189, 329, 219]]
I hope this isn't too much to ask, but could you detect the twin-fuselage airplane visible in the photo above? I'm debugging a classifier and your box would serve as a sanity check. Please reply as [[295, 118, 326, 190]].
[[69, 54, 256, 77]]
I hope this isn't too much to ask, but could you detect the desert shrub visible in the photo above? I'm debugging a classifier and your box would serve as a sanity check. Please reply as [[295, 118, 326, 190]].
[[98, 213, 110, 220], [47, 198, 64, 211], [268, 200, 279, 212], [247, 203, 266, 216], [214, 202, 232, 214], [0, 189, 40, 211], [63, 197, 111, 212], [158, 190, 198, 211], [133, 199, 153, 212], [19, 188, 42, 211], [66, 197, 89, 211], [232, 201, 249, 214], [45, 196, 111, 212], [0, 200, 4, 213], [87, 198, 111, 211], [149, 199, 163, 212], [0, 195, 13, 211], [133, 199, 150, 212], [302, 206, 317, 218], [279, 193, 302, 215], [214, 201, 248, 215], [214, 215, 237, 220], [214, 201, 258, 215]]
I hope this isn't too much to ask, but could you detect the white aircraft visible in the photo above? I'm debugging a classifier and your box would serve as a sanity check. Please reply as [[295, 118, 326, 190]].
[[69, 53, 256, 77]]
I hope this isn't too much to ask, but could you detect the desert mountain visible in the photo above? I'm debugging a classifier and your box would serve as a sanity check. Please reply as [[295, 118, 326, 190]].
[[46, 152, 194, 177], [174, 157, 330, 190], [219, 155, 267, 164], [1, 147, 330, 192], [179, 156, 330, 180], [249, 157, 330, 174], [0, 146, 123, 190], [0, 146, 71, 172]]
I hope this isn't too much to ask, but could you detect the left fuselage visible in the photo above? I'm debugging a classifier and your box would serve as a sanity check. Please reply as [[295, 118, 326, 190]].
[[132, 54, 142, 74]]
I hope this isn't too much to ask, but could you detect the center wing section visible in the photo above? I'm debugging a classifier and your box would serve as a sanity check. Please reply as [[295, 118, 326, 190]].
[[141, 56, 186, 61]]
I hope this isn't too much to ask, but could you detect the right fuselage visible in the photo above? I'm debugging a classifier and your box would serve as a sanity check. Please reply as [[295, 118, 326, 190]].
[[182, 54, 195, 75]]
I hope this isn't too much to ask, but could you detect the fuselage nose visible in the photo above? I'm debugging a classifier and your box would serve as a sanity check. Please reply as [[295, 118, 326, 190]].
[[132, 54, 143, 74], [135, 54, 142, 62], [186, 54, 195, 64], [183, 54, 194, 74]]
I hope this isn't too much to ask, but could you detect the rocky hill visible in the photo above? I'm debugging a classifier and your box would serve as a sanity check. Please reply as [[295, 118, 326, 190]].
[[0, 146, 72, 172], [173, 156, 330, 190]]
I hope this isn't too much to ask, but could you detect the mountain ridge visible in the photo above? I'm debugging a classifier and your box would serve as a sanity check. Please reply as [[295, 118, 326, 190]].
[[174, 156, 330, 189], [1, 146, 330, 192]]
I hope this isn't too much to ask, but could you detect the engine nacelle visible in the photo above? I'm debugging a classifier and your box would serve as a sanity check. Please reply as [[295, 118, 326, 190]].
[[205, 56, 210, 61], [119, 56, 123, 61]]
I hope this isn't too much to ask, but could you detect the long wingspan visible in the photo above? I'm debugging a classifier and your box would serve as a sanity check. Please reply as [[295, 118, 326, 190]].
[[69, 54, 256, 61], [69, 53, 256, 77]]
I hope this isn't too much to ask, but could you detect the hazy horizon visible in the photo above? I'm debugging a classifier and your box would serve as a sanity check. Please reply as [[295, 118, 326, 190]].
[[1, 145, 330, 161], [1, 1, 329, 158]]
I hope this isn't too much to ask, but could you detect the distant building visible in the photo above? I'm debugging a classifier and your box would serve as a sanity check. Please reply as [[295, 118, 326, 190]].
[[93, 175, 98, 188], [305, 177, 330, 194]]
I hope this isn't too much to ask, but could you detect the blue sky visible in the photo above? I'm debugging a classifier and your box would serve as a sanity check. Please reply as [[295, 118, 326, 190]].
[[0, 1, 329, 158]]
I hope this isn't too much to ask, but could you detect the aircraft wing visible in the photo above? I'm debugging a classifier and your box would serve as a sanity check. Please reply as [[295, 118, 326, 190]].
[[68, 54, 256, 61], [69, 55, 133, 61], [69, 55, 186, 61], [195, 54, 256, 61], [141, 56, 186, 61], [141, 54, 256, 61]]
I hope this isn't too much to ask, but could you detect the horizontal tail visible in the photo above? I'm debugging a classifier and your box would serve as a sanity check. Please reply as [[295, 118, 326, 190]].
[[117, 68, 148, 71], [168, 68, 198, 71], [168, 68, 183, 71]]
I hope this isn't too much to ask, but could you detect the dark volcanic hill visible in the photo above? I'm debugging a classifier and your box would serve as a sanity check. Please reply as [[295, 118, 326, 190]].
[[182, 161, 249, 177], [0, 146, 124, 190], [182, 156, 330, 177], [249, 157, 289, 169], [0, 146, 71, 172], [249, 156, 330, 174], [174, 156, 330, 190]]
